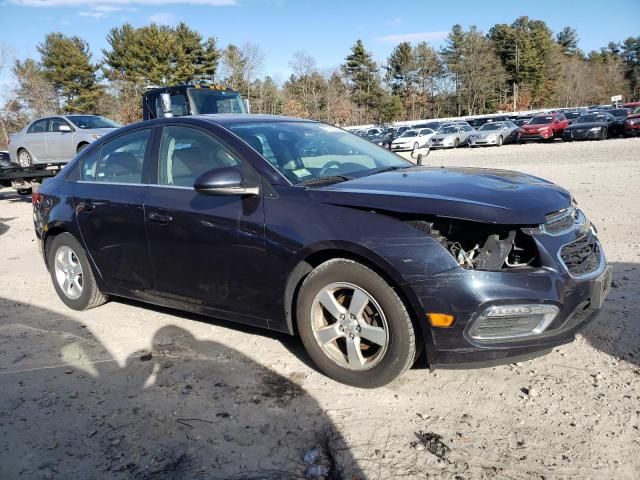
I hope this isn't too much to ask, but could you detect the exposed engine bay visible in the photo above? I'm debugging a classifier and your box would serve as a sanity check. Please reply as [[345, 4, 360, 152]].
[[406, 219, 539, 271]]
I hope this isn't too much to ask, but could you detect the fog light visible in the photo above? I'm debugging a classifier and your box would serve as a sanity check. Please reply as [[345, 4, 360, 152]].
[[427, 313, 455, 328], [469, 304, 559, 342]]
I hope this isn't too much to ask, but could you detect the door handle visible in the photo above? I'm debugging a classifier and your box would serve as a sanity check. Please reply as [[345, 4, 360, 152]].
[[148, 211, 173, 224], [78, 200, 94, 212]]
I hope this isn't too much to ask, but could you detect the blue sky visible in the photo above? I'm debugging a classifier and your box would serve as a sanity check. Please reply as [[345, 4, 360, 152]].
[[1, 0, 639, 94]]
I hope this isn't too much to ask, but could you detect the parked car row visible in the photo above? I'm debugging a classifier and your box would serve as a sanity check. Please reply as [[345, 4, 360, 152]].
[[352, 104, 640, 153]]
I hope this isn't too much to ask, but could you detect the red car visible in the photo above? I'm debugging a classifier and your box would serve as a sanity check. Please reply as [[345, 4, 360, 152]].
[[518, 113, 570, 143], [624, 107, 640, 137]]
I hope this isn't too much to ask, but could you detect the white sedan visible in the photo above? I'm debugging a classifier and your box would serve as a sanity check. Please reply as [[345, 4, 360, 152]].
[[390, 128, 435, 152]]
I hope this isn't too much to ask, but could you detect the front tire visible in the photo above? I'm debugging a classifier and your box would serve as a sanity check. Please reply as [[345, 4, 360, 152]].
[[47, 233, 108, 311], [453, 138, 460, 148], [496, 136, 503, 147], [77, 143, 89, 153], [297, 259, 417, 388]]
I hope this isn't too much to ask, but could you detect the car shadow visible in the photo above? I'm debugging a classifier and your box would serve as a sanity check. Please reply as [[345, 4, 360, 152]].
[[0, 188, 31, 203], [0, 297, 364, 479], [580, 261, 640, 368]]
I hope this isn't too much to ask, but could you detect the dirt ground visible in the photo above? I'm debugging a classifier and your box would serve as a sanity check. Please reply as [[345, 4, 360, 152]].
[[1, 138, 639, 480]]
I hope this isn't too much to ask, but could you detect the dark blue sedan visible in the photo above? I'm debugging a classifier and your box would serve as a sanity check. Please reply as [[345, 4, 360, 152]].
[[33, 115, 612, 387]]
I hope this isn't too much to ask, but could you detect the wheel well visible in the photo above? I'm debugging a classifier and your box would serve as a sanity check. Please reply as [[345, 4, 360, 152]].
[[43, 227, 68, 265], [285, 249, 426, 348], [77, 142, 89, 152]]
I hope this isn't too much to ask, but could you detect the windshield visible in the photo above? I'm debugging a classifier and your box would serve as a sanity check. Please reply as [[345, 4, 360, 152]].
[[608, 109, 628, 117], [565, 111, 581, 119], [399, 129, 417, 138], [528, 116, 554, 125], [439, 126, 458, 134], [577, 114, 607, 123], [479, 123, 502, 131], [228, 121, 409, 185], [188, 88, 247, 114], [68, 116, 120, 129]]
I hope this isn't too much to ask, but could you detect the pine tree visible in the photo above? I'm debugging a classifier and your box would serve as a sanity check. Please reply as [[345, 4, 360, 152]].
[[556, 27, 580, 56], [37, 33, 103, 113], [342, 40, 381, 122]]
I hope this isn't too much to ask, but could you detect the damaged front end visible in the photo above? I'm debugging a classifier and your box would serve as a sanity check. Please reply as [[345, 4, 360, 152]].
[[406, 218, 540, 272]]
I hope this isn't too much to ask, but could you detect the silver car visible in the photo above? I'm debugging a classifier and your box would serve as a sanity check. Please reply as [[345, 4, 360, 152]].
[[430, 124, 475, 149], [9, 115, 121, 166], [390, 128, 435, 151], [469, 121, 519, 147]]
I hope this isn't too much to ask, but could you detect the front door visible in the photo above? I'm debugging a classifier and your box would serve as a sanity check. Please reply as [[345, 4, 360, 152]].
[[144, 124, 267, 326], [45, 117, 76, 162], [74, 128, 154, 292]]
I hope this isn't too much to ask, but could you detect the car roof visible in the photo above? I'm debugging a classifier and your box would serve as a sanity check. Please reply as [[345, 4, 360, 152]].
[[194, 113, 318, 126]]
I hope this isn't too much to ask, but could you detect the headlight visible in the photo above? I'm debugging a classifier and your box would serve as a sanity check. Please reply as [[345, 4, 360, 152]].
[[588, 127, 601, 132], [92, 134, 102, 139], [537, 126, 548, 132]]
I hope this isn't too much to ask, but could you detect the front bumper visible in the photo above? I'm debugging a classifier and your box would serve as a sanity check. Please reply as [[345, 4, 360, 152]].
[[412, 229, 611, 367], [563, 129, 601, 140], [470, 136, 499, 146], [430, 140, 455, 149], [518, 131, 553, 141]]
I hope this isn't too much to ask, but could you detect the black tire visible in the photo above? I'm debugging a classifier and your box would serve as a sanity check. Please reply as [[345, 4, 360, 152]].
[[496, 135, 503, 147], [47, 233, 108, 311], [453, 138, 459, 148], [601, 128, 608, 140], [297, 258, 417, 388], [77, 143, 89, 153], [17, 149, 32, 168]]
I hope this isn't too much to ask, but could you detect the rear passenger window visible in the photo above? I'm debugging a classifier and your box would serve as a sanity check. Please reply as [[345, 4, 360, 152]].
[[94, 129, 150, 184], [157, 125, 240, 187], [27, 119, 48, 134]]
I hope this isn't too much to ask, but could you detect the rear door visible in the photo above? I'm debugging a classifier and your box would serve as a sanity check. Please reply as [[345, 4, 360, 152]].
[[144, 123, 268, 326], [73, 128, 155, 292], [24, 119, 49, 161], [45, 117, 76, 162]]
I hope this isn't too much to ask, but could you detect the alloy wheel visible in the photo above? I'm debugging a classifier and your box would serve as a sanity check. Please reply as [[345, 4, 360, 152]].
[[18, 150, 31, 168], [310, 282, 389, 371], [54, 245, 84, 300]]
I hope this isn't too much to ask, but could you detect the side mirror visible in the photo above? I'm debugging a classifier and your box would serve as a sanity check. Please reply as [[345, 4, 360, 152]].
[[160, 93, 173, 118], [243, 98, 251, 114], [58, 124, 72, 132], [194, 167, 260, 196]]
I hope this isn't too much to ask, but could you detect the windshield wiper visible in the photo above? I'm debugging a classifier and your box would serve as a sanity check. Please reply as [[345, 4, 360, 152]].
[[298, 175, 352, 187], [366, 165, 413, 176]]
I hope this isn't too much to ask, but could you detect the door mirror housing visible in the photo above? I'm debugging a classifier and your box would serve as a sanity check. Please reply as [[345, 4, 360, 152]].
[[58, 124, 72, 132], [194, 167, 260, 196]]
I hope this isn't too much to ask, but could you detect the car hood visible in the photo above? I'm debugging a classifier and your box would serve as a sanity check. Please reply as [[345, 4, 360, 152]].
[[565, 122, 606, 130], [521, 124, 550, 130], [392, 136, 416, 143], [432, 133, 457, 140], [307, 166, 571, 224], [475, 130, 502, 137], [75, 127, 117, 135]]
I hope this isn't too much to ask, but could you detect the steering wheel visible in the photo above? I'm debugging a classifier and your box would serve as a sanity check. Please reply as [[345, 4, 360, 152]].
[[318, 160, 343, 177]]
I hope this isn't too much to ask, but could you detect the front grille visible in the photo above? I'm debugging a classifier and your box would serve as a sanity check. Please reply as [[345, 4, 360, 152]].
[[560, 233, 601, 276]]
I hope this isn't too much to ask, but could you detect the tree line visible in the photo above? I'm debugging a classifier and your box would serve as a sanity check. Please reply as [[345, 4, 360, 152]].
[[1, 16, 639, 147]]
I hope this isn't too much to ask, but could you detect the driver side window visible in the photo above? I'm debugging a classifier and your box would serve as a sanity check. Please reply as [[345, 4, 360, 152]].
[[158, 125, 241, 187]]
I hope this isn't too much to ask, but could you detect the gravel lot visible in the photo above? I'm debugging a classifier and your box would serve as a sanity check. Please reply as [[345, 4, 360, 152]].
[[1, 138, 639, 479]]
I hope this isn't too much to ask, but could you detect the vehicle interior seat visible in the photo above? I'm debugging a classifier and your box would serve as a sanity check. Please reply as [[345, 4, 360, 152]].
[[102, 152, 141, 183]]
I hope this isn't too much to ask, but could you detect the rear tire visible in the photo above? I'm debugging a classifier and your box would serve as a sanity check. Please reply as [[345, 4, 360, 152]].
[[47, 233, 108, 311], [17, 149, 32, 168], [297, 259, 417, 388]]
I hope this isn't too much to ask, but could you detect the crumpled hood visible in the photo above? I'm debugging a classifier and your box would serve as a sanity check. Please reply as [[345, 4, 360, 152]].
[[308, 166, 571, 225]]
